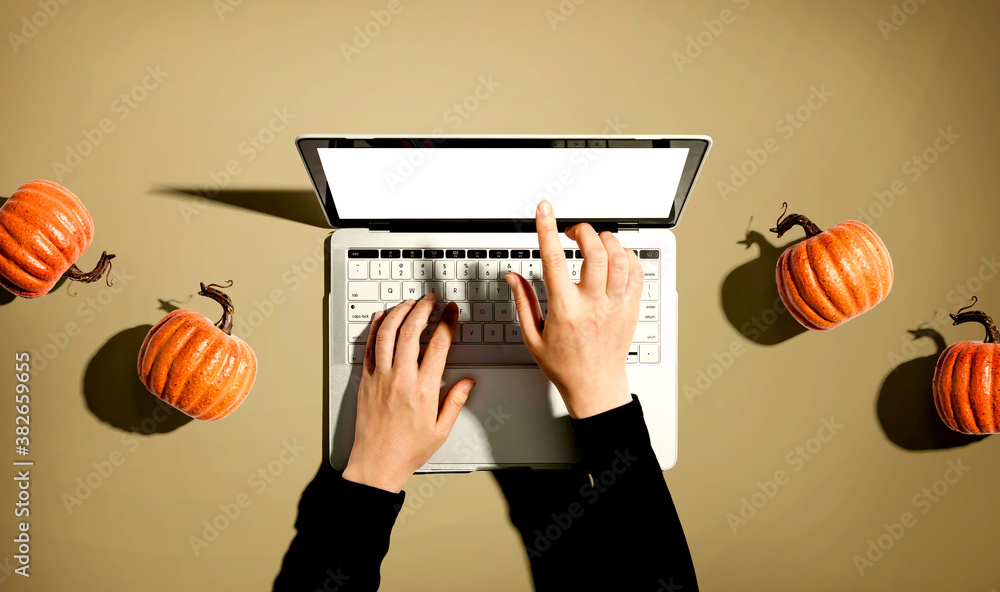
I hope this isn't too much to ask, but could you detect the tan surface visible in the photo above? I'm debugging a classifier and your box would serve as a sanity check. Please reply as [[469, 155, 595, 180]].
[[1, 0, 999, 590]]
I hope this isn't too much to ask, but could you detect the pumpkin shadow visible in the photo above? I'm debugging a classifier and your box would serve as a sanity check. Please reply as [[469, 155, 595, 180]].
[[82, 324, 193, 434], [152, 186, 329, 228], [720, 220, 808, 346], [0, 288, 15, 306], [876, 328, 987, 451]]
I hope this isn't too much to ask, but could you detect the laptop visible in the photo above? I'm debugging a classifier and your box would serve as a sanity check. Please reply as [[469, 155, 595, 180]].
[[296, 135, 712, 472]]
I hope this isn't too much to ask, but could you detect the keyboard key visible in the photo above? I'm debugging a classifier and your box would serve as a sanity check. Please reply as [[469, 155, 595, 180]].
[[349, 344, 367, 364], [639, 344, 659, 364], [435, 260, 455, 279], [642, 281, 659, 301], [575, 250, 583, 258], [505, 324, 523, 343], [567, 139, 586, 148], [420, 324, 435, 342], [511, 249, 530, 259], [467, 249, 487, 258], [369, 261, 390, 280], [457, 260, 477, 280], [380, 249, 401, 258], [348, 249, 378, 258], [424, 281, 443, 300], [627, 344, 639, 364], [348, 302, 383, 322], [444, 344, 536, 365], [430, 303, 445, 322], [445, 281, 466, 301], [348, 323, 370, 343], [348, 282, 379, 301], [489, 249, 509, 258], [456, 303, 471, 322], [521, 261, 542, 280], [468, 282, 487, 301], [540, 302, 548, 318], [463, 323, 482, 343], [402, 282, 422, 298], [587, 139, 607, 148], [484, 323, 504, 343], [568, 261, 582, 281], [413, 260, 432, 279], [640, 260, 659, 279], [499, 260, 520, 279], [473, 303, 492, 321], [489, 281, 510, 301], [479, 261, 498, 280], [632, 323, 660, 343], [640, 249, 659, 259], [494, 302, 514, 322], [531, 281, 547, 301], [403, 249, 422, 258], [424, 249, 444, 258], [381, 281, 401, 301], [348, 261, 367, 280], [390, 260, 411, 280], [640, 302, 659, 322], [446, 249, 465, 258]]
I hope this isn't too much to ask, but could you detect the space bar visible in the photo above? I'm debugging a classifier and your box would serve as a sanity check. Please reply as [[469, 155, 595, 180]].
[[438, 344, 537, 365]]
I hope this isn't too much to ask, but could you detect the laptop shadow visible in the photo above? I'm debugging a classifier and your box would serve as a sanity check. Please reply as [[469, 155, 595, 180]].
[[876, 327, 987, 451], [720, 218, 807, 346], [153, 187, 329, 228]]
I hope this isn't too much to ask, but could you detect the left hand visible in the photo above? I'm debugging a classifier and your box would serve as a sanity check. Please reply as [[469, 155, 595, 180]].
[[342, 293, 477, 493]]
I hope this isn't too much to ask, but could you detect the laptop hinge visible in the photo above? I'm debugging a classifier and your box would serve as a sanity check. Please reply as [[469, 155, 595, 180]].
[[369, 221, 391, 233], [618, 221, 639, 232]]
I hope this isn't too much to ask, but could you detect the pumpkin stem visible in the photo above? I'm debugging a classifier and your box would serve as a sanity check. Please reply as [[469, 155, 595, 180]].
[[63, 251, 116, 286], [950, 297, 1000, 344], [199, 280, 235, 335], [769, 202, 822, 239]]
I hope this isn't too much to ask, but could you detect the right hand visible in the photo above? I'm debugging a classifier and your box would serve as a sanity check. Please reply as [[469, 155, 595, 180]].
[[505, 200, 644, 419]]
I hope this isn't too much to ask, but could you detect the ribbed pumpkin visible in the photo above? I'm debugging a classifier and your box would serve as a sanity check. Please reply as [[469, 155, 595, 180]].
[[0, 179, 115, 298], [137, 281, 257, 421], [933, 297, 1000, 435], [770, 203, 893, 330]]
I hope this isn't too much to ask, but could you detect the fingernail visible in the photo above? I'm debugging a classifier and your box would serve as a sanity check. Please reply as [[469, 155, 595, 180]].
[[422, 292, 436, 300], [537, 200, 551, 215], [373, 311, 383, 320], [404, 298, 414, 305]]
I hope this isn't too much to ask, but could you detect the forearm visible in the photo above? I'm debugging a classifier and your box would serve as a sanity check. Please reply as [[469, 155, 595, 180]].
[[273, 465, 404, 591]]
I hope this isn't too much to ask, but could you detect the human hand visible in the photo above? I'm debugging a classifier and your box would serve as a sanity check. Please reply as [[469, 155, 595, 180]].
[[342, 293, 476, 493], [505, 200, 643, 419]]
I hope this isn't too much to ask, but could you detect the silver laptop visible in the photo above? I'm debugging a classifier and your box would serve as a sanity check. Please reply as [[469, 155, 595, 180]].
[[296, 135, 712, 472]]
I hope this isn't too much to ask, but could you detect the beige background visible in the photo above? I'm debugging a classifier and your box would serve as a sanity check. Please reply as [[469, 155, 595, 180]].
[[1, 0, 999, 590]]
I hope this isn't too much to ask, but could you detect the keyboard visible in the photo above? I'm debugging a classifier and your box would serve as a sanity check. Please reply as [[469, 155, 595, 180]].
[[345, 248, 662, 366]]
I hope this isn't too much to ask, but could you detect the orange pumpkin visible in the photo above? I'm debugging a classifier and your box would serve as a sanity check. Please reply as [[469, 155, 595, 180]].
[[933, 297, 1000, 434], [0, 179, 115, 298], [770, 203, 893, 330], [137, 281, 257, 421]]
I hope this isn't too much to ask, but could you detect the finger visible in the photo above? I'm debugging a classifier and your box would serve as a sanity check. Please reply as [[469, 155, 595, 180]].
[[534, 200, 571, 301], [624, 247, 644, 301], [374, 299, 416, 371], [572, 223, 609, 293], [600, 231, 629, 298], [363, 310, 386, 375], [436, 378, 476, 436], [506, 272, 544, 350], [419, 301, 459, 378], [394, 292, 437, 365]]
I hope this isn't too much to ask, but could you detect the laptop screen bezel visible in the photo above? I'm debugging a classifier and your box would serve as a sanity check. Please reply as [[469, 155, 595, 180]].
[[295, 135, 711, 232]]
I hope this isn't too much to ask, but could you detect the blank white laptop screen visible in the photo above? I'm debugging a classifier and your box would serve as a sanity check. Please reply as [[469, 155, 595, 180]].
[[317, 147, 690, 220]]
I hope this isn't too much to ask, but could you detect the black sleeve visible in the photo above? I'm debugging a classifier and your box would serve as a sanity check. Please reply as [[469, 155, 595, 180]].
[[273, 464, 405, 592], [569, 394, 699, 591]]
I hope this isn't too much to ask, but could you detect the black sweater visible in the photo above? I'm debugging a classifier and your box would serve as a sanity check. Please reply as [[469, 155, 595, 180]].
[[273, 395, 698, 591]]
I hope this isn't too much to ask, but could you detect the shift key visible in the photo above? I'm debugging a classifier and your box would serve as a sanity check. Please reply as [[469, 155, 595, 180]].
[[632, 323, 659, 343], [348, 302, 384, 322]]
